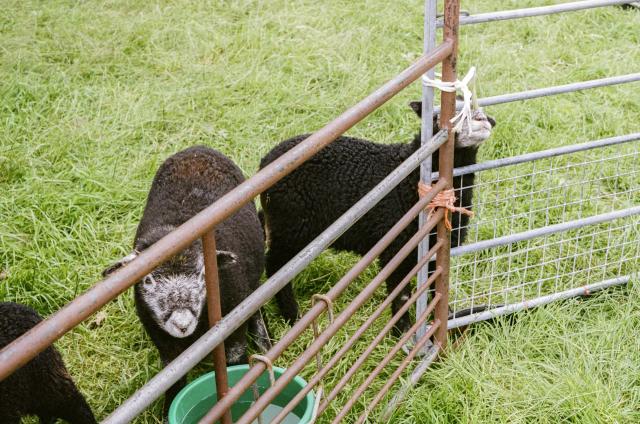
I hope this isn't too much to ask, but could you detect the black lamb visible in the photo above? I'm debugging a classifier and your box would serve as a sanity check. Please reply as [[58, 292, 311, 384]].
[[260, 102, 495, 334], [0, 302, 97, 424], [103, 146, 270, 416]]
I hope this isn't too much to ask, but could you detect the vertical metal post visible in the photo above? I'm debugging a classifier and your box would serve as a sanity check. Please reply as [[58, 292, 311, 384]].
[[202, 231, 233, 424], [416, 0, 438, 345], [433, 0, 460, 349]]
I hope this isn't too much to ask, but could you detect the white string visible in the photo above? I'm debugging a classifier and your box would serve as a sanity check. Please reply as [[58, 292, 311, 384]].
[[422, 66, 477, 134]]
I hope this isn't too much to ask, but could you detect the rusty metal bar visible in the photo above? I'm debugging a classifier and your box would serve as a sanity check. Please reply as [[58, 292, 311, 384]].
[[202, 231, 232, 424], [228, 210, 447, 424], [199, 183, 447, 424], [431, 0, 459, 350], [319, 251, 443, 414], [356, 320, 442, 423], [0, 41, 453, 385], [106, 132, 448, 424], [275, 239, 444, 423], [332, 304, 442, 423], [380, 343, 439, 421]]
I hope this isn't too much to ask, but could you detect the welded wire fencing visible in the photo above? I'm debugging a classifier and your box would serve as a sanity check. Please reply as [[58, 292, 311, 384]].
[[424, 0, 640, 328], [451, 135, 640, 246], [446, 136, 640, 323]]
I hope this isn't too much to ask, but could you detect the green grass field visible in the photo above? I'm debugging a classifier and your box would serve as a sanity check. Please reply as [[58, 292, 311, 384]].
[[1, 1, 639, 422]]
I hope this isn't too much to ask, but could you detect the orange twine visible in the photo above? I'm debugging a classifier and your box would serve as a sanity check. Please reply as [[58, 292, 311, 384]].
[[418, 181, 474, 231]]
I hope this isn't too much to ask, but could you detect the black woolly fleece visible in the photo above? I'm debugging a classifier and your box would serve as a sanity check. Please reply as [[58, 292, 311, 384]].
[[0, 302, 96, 424]]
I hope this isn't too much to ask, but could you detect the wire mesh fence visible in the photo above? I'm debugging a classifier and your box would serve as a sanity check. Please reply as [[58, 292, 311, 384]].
[[448, 138, 640, 319]]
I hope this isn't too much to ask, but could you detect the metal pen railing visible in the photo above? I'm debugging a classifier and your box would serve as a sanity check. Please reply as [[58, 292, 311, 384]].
[[436, 0, 635, 27], [0, 3, 461, 422]]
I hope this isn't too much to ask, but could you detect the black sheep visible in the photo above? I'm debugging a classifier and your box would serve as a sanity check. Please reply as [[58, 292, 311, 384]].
[[260, 102, 495, 333], [0, 302, 96, 424], [103, 146, 270, 416]]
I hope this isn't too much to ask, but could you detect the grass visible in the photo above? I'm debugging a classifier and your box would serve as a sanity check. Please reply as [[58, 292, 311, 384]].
[[1, 0, 639, 422]]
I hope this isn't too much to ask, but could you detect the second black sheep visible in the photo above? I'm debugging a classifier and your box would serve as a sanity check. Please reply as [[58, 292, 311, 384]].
[[104, 146, 271, 416], [260, 102, 495, 334]]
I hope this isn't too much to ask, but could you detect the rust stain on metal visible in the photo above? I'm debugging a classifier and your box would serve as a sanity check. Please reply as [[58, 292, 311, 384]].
[[202, 231, 232, 424], [432, 0, 461, 352]]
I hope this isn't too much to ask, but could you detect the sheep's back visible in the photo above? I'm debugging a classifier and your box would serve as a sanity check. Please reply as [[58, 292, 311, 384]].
[[135, 146, 264, 291], [260, 135, 417, 254]]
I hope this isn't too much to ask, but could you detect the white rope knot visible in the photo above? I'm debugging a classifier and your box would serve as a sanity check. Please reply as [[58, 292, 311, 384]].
[[422, 66, 477, 134]]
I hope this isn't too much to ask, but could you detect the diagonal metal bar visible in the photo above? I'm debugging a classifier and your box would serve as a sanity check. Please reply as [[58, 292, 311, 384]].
[[229, 208, 447, 424]]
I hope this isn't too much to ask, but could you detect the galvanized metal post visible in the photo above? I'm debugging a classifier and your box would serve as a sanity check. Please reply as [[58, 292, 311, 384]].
[[416, 0, 438, 346], [202, 231, 232, 424], [433, 0, 460, 349]]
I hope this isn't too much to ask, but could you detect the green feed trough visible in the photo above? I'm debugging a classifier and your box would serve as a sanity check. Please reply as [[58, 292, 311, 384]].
[[169, 364, 315, 424]]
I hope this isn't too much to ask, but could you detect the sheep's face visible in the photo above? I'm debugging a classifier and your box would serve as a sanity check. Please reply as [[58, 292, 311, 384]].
[[409, 101, 496, 149], [103, 237, 239, 339], [454, 109, 495, 148], [139, 248, 206, 338]]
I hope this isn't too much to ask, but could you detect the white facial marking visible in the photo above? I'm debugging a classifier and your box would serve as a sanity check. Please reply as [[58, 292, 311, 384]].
[[140, 254, 207, 338], [166, 308, 198, 338]]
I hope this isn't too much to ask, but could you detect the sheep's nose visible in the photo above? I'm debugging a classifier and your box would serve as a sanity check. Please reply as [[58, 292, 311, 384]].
[[170, 309, 194, 334]]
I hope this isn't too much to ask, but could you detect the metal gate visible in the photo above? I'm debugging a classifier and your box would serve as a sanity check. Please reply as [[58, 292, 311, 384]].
[[0, 1, 638, 423]]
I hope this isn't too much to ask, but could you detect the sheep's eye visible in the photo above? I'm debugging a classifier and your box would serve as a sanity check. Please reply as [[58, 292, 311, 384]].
[[143, 275, 156, 287]]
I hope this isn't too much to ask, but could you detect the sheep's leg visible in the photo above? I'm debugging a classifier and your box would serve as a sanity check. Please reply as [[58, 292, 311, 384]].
[[38, 415, 55, 424], [274, 283, 298, 324], [225, 323, 249, 365], [58, 389, 97, 424], [385, 259, 415, 337], [249, 310, 273, 353], [265, 244, 300, 324]]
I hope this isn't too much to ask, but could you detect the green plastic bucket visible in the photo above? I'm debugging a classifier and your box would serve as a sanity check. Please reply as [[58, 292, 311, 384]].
[[169, 364, 315, 424]]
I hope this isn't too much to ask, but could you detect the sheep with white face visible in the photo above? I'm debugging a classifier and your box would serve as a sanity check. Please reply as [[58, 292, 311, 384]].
[[104, 146, 270, 418]]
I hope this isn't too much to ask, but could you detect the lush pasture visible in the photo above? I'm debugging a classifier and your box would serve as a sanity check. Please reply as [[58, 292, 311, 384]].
[[1, 1, 639, 422]]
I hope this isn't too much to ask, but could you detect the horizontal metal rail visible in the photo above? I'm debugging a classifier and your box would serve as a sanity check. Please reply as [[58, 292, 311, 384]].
[[431, 133, 640, 179], [104, 132, 449, 423], [433, 73, 640, 114], [451, 206, 640, 258], [0, 42, 453, 383], [448, 275, 635, 329], [436, 0, 635, 27]]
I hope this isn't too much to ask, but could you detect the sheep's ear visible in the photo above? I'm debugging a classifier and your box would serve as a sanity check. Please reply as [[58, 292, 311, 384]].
[[409, 101, 422, 118], [216, 250, 239, 269], [102, 251, 138, 277]]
